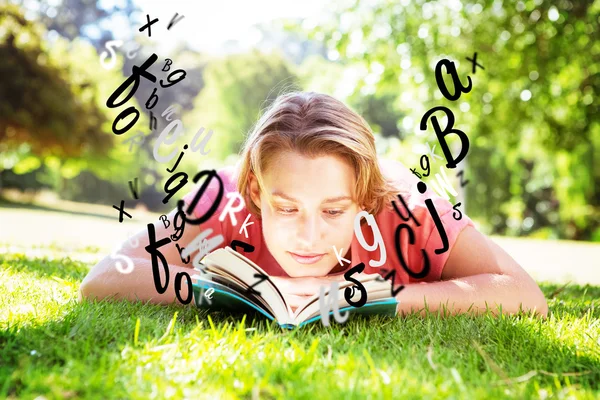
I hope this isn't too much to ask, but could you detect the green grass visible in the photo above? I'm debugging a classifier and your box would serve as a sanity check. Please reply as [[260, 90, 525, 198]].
[[1, 249, 599, 400]]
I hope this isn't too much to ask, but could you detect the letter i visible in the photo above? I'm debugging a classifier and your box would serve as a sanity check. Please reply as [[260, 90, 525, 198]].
[[417, 181, 449, 254], [166, 144, 188, 173]]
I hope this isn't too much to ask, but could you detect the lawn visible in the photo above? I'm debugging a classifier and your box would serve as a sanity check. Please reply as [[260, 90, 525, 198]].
[[1, 245, 599, 399]]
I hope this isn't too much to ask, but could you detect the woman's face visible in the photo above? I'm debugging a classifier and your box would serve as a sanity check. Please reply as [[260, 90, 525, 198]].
[[249, 151, 362, 277]]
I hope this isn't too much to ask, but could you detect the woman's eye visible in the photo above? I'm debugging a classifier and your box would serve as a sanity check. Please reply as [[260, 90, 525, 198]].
[[277, 207, 297, 215], [276, 208, 344, 217]]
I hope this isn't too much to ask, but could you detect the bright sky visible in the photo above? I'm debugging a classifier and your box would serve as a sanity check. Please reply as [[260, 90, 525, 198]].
[[102, 0, 328, 54]]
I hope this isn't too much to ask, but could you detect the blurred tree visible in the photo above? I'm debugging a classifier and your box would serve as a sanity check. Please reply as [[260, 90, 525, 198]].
[[0, 4, 148, 193], [348, 91, 405, 139], [251, 20, 328, 65], [12, 0, 139, 48], [289, 0, 599, 241], [0, 5, 110, 159], [1, 1, 211, 212], [121, 43, 208, 193], [183, 49, 300, 165], [295, 53, 347, 95]]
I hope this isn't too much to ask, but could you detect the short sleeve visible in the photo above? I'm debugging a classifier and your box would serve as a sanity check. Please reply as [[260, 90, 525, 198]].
[[375, 158, 475, 284], [180, 167, 237, 246], [418, 193, 475, 282]]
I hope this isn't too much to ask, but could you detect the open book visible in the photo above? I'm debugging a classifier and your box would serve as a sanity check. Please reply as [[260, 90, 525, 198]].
[[190, 247, 398, 328]]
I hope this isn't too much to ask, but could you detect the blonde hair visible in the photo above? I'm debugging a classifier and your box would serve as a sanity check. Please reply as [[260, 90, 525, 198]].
[[237, 91, 401, 219]]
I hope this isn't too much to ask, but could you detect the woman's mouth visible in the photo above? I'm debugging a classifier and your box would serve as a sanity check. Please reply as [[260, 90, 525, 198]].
[[288, 252, 325, 265]]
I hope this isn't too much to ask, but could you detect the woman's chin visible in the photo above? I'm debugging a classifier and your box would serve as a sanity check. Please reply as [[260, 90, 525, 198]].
[[281, 265, 330, 278]]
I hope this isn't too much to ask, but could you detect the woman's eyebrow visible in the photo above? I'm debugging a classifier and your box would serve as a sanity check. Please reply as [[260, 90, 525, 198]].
[[322, 195, 353, 204], [271, 191, 353, 204]]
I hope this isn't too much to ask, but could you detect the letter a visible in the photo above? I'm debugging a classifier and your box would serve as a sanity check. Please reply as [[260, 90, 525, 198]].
[[434, 58, 472, 101]]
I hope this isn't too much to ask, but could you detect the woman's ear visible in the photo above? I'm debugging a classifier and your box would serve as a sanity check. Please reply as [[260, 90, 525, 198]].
[[248, 172, 261, 210]]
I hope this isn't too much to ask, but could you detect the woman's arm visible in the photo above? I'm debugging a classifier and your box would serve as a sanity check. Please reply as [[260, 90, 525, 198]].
[[271, 227, 548, 318], [395, 226, 549, 317], [79, 207, 201, 306]]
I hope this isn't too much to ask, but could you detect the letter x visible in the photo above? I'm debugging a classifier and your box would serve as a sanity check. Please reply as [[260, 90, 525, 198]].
[[139, 14, 159, 37], [466, 52, 484, 74], [113, 200, 132, 223]]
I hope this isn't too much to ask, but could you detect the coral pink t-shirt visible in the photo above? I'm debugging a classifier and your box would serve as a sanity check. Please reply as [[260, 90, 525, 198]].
[[182, 158, 475, 284]]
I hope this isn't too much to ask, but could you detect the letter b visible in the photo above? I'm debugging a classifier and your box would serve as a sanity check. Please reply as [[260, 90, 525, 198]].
[[163, 58, 173, 72], [145, 87, 159, 110], [159, 214, 170, 229], [420, 106, 470, 169]]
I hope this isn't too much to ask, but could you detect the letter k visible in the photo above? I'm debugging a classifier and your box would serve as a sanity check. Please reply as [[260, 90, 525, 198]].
[[333, 245, 350, 266], [426, 142, 444, 161], [238, 213, 254, 239]]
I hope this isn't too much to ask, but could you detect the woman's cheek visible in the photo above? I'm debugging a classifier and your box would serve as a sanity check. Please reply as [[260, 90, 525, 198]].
[[336, 214, 357, 244], [268, 216, 297, 242]]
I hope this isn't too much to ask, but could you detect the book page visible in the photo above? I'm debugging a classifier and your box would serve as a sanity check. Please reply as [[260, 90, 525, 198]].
[[205, 263, 274, 315], [292, 276, 394, 324], [292, 273, 386, 317], [294, 287, 395, 324], [202, 247, 294, 325]]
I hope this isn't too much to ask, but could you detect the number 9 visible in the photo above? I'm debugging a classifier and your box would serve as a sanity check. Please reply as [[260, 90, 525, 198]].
[[354, 211, 386, 268]]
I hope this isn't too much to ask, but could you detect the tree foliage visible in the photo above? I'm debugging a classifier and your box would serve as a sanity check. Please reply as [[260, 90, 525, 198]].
[[11, 0, 139, 47], [0, 5, 111, 159], [291, 0, 599, 240], [183, 50, 300, 165], [0, 4, 151, 190]]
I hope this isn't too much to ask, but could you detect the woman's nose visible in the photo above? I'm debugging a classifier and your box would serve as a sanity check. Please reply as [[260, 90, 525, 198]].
[[297, 214, 322, 247]]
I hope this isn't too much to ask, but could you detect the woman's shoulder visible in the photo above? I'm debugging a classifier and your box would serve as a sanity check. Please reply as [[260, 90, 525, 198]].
[[378, 158, 418, 186], [181, 163, 245, 216], [376, 157, 421, 209], [188, 163, 240, 192], [212, 163, 239, 188]]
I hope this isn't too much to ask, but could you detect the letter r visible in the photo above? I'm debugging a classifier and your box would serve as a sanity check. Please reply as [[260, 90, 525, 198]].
[[219, 192, 245, 226]]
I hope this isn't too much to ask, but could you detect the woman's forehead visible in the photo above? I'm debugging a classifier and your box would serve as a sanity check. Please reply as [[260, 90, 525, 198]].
[[262, 151, 357, 202]]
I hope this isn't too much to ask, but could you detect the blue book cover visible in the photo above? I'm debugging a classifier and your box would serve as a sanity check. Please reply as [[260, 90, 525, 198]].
[[191, 273, 398, 328]]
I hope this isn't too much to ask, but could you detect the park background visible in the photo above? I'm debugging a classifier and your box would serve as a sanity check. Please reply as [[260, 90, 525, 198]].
[[0, 0, 599, 398]]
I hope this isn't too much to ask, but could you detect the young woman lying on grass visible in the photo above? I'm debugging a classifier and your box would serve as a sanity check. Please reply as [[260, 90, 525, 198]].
[[80, 91, 548, 318]]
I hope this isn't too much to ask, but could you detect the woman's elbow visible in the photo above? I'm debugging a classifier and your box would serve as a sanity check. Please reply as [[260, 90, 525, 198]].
[[529, 278, 549, 318], [78, 259, 115, 302], [524, 298, 548, 319], [498, 295, 547, 319], [78, 270, 101, 302], [519, 280, 549, 318], [534, 295, 549, 318], [498, 274, 549, 318]]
